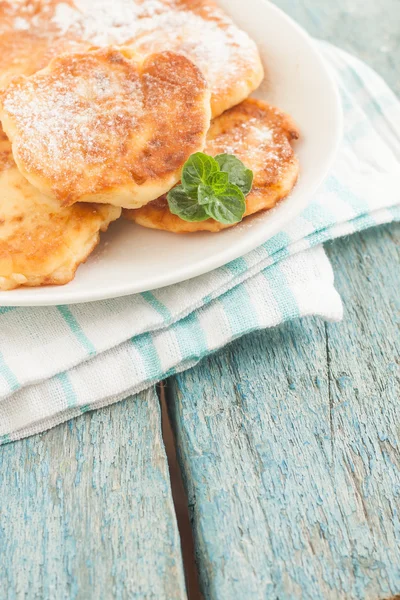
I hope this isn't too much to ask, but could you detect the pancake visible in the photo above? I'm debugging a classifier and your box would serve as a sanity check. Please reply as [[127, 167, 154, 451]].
[[0, 1, 87, 91], [124, 99, 300, 233], [127, 0, 265, 118], [0, 0, 263, 117], [0, 127, 120, 291], [0, 47, 211, 208]]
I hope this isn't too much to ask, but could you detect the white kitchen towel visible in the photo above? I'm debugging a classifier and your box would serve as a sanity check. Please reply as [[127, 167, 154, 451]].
[[0, 42, 399, 443]]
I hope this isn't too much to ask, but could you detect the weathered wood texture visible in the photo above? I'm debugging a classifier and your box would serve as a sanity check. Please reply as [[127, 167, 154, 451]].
[[275, 0, 400, 97], [168, 1, 400, 597], [1, 1, 398, 599], [0, 389, 187, 600], [168, 223, 400, 599]]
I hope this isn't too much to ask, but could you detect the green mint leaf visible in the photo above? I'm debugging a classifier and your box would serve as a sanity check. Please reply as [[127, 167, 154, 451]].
[[215, 154, 254, 195], [209, 171, 229, 194], [197, 183, 215, 206], [167, 185, 209, 222], [167, 152, 253, 224], [202, 183, 246, 225], [181, 152, 219, 196]]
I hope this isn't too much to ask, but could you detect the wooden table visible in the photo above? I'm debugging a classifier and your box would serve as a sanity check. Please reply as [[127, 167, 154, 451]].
[[1, 1, 399, 599]]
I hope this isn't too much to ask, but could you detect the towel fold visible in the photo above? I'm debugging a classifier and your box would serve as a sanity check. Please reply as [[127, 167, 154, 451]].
[[1, 42, 399, 444]]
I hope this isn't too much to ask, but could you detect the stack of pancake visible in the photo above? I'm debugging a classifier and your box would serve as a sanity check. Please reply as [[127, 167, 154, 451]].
[[0, 0, 299, 290]]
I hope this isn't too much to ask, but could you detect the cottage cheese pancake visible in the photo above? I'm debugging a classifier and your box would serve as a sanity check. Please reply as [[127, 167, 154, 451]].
[[0, 0, 263, 117], [124, 99, 300, 233], [0, 127, 120, 291], [0, 48, 211, 207], [0, 1, 87, 90], [125, 0, 264, 117]]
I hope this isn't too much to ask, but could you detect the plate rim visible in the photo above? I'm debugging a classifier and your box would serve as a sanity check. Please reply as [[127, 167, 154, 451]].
[[0, 1, 343, 307]]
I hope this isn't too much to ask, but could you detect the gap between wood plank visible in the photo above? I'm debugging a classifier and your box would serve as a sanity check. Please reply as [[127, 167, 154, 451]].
[[157, 382, 203, 600]]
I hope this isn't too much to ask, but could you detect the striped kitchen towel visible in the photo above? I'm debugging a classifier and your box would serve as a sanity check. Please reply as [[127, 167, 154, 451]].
[[1, 42, 400, 443]]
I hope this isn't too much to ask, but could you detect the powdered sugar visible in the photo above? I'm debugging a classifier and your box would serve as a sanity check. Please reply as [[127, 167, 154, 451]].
[[51, 3, 81, 36], [211, 118, 274, 157], [205, 101, 297, 186], [131, 10, 244, 88], [52, 0, 166, 44], [2, 0, 262, 105], [1, 47, 210, 204], [13, 17, 30, 31], [50, 0, 259, 92], [3, 53, 144, 177]]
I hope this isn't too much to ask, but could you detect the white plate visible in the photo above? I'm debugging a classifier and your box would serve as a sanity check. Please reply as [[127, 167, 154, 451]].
[[1, 0, 342, 307]]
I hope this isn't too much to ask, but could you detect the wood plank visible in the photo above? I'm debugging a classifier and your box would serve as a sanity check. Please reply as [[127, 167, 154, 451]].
[[0, 389, 187, 600], [274, 0, 400, 96], [168, 223, 400, 600]]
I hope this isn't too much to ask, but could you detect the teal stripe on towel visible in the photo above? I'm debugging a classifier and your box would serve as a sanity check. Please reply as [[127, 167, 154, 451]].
[[263, 231, 291, 257], [0, 307, 16, 315], [173, 312, 208, 359], [341, 65, 366, 95], [132, 332, 162, 380], [218, 284, 259, 336], [326, 175, 373, 219], [300, 202, 335, 247], [262, 263, 300, 322], [0, 351, 19, 392], [302, 201, 336, 231], [224, 257, 248, 277], [344, 120, 371, 144], [57, 306, 96, 356], [306, 229, 331, 247], [349, 212, 378, 233], [56, 372, 78, 408], [343, 65, 386, 120], [141, 292, 172, 323]]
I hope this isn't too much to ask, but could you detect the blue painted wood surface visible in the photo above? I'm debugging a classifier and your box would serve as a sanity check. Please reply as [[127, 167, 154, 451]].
[[1, 0, 399, 598], [276, 0, 400, 97], [0, 390, 187, 600], [166, 2, 400, 597], [169, 224, 400, 599]]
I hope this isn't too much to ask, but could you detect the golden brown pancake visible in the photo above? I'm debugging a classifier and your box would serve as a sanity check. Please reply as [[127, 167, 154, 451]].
[[0, 47, 211, 208], [127, 0, 264, 118], [0, 0, 263, 117], [0, 127, 120, 291], [0, 1, 87, 90], [124, 99, 300, 233]]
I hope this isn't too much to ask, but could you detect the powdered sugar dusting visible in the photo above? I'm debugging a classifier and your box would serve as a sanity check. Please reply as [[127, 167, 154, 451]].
[[1, 47, 210, 204], [52, 3, 82, 35], [130, 10, 253, 91], [210, 117, 274, 158], [2, 0, 262, 105], [13, 17, 30, 31], [3, 52, 144, 186], [52, 0, 166, 45], [50, 0, 260, 92], [206, 102, 296, 183]]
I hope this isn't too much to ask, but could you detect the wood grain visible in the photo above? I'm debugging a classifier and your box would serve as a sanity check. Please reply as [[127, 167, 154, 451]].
[[168, 223, 400, 600], [166, 0, 400, 596], [1, 1, 398, 598], [275, 0, 400, 96], [0, 389, 187, 600]]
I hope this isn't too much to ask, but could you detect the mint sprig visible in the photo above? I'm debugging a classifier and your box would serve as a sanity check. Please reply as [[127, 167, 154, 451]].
[[215, 154, 253, 195], [167, 152, 253, 224], [167, 184, 209, 222]]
